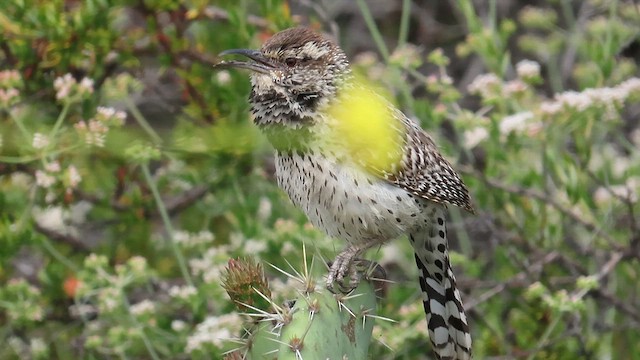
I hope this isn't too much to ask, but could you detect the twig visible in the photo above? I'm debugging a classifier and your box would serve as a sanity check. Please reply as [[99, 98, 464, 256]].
[[75, 185, 208, 218], [459, 166, 622, 250], [200, 6, 270, 28], [166, 184, 208, 216], [593, 287, 640, 323], [33, 221, 90, 252], [466, 251, 559, 310]]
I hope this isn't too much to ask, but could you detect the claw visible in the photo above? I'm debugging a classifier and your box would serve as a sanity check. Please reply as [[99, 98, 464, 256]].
[[326, 257, 382, 294]]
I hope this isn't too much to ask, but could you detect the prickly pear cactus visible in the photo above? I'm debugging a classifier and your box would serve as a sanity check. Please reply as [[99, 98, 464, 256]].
[[222, 257, 382, 359]]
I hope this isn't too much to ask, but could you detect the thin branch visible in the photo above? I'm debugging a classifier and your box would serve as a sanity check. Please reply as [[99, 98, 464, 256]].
[[200, 6, 270, 29], [466, 251, 559, 310], [459, 166, 622, 250], [593, 288, 640, 323], [33, 220, 90, 252]]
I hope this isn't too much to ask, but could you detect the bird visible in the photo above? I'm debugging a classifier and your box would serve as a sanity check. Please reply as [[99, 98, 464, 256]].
[[217, 26, 473, 360]]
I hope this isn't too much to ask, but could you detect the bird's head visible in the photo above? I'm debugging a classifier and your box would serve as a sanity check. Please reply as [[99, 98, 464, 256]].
[[217, 27, 350, 127]]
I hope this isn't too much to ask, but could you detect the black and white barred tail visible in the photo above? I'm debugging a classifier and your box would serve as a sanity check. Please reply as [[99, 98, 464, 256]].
[[410, 206, 472, 360]]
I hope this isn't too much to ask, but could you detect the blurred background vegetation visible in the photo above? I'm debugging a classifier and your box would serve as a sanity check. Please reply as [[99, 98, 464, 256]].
[[0, 0, 639, 359]]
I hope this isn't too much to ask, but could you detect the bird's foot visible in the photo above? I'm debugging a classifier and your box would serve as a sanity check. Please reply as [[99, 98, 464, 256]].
[[326, 257, 387, 295], [326, 254, 360, 294], [326, 240, 384, 294]]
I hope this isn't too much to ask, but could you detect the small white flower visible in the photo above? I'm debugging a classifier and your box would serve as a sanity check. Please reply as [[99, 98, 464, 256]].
[[171, 320, 187, 332], [130, 299, 155, 316], [54, 74, 75, 100], [463, 127, 489, 149], [96, 106, 126, 126], [503, 80, 527, 95], [618, 77, 640, 95], [281, 241, 295, 255], [32, 133, 50, 149], [257, 197, 272, 221], [499, 111, 534, 135], [555, 91, 591, 111], [45, 161, 61, 173], [468, 73, 502, 98], [169, 285, 197, 300], [539, 100, 562, 115], [173, 230, 214, 247], [0, 88, 20, 107], [30, 338, 47, 356], [188, 246, 229, 283], [202, 266, 223, 284], [0, 70, 21, 84], [35, 170, 56, 188], [173, 230, 190, 244], [98, 287, 122, 313], [244, 239, 267, 254], [78, 77, 95, 94], [516, 59, 541, 79], [440, 74, 453, 85], [75, 119, 109, 147], [215, 70, 231, 85], [67, 165, 82, 188], [185, 314, 243, 352], [127, 256, 148, 277], [8, 337, 26, 354]]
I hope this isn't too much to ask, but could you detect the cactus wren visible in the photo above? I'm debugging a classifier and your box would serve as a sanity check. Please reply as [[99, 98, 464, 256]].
[[219, 27, 473, 359]]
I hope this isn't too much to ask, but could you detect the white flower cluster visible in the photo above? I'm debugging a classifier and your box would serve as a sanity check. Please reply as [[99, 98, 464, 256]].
[[169, 285, 198, 301], [0, 69, 21, 85], [74, 106, 126, 147], [30, 338, 48, 358], [33, 160, 82, 192], [515, 59, 541, 79], [173, 230, 215, 248], [185, 314, 243, 353], [540, 77, 640, 117], [171, 319, 187, 332], [130, 299, 155, 316], [215, 70, 231, 85], [257, 197, 272, 221], [126, 256, 148, 278], [389, 44, 422, 69], [463, 110, 544, 148], [467, 73, 502, 98], [67, 165, 82, 189], [499, 111, 538, 135], [0, 87, 20, 107], [35, 161, 61, 189], [53, 74, 94, 102], [243, 239, 267, 254], [32, 133, 50, 149], [75, 120, 108, 147], [0, 70, 21, 108], [97, 287, 123, 314], [188, 246, 229, 284], [463, 127, 489, 149], [4, 279, 44, 323], [95, 106, 127, 126]]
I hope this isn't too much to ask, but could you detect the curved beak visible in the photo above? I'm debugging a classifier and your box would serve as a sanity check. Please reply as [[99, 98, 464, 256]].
[[215, 49, 276, 74]]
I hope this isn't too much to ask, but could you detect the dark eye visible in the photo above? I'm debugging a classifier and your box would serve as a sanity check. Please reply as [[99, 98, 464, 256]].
[[284, 57, 297, 67]]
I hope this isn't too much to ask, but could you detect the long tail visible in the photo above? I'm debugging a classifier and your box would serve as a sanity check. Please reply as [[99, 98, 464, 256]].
[[410, 206, 472, 360]]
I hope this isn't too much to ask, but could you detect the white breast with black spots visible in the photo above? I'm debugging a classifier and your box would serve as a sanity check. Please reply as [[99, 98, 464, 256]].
[[275, 151, 427, 244]]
